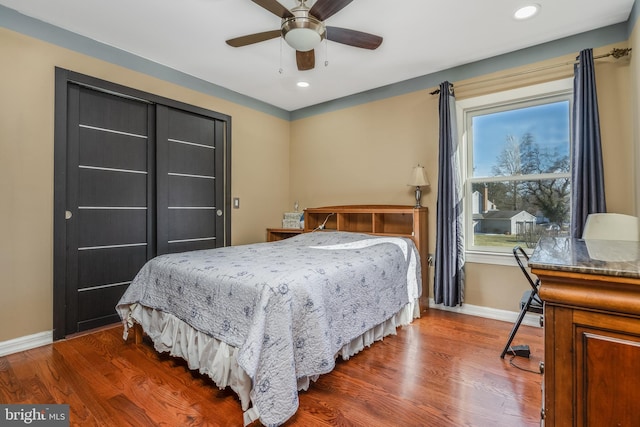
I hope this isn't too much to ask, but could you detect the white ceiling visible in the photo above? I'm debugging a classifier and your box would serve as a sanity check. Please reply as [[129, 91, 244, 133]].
[[0, 0, 634, 111]]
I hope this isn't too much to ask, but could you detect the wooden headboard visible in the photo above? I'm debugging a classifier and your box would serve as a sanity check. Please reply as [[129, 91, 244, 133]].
[[304, 205, 428, 308]]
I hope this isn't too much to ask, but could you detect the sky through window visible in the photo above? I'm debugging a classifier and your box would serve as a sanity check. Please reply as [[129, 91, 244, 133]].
[[472, 101, 570, 177]]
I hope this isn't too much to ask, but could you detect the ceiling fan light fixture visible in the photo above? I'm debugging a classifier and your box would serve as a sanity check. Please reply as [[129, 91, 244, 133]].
[[282, 16, 325, 52], [225, 0, 383, 71]]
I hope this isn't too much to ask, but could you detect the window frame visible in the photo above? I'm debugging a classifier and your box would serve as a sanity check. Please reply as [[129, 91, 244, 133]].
[[456, 78, 573, 265]]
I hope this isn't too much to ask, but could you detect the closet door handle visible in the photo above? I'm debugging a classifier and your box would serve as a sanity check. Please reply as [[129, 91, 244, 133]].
[[65, 210, 73, 220], [216, 209, 223, 217]]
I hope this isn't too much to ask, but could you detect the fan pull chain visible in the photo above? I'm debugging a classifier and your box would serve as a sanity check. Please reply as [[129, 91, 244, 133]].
[[324, 35, 329, 67], [279, 38, 284, 74]]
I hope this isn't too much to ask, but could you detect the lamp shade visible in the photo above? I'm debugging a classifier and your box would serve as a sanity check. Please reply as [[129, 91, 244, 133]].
[[408, 165, 429, 187], [284, 28, 322, 51]]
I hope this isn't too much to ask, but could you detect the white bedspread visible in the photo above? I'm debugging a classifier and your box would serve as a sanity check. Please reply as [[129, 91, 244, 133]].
[[116, 231, 421, 426]]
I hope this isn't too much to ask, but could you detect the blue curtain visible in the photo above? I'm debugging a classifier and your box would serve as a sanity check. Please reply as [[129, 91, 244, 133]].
[[570, 48, 606, 238], [434, 81, 465, 306]]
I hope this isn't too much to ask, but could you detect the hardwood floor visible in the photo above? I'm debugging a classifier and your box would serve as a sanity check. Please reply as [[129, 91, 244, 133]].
[[0, 309, 543, 426]]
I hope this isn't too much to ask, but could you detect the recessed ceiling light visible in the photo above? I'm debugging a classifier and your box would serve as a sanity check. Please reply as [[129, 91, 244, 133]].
[[514, 4, 540, 20], [297, 81, 310, 88]]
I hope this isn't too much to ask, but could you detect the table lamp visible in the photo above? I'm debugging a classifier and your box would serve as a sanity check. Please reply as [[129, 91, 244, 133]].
[[408, 164, 429, 208]]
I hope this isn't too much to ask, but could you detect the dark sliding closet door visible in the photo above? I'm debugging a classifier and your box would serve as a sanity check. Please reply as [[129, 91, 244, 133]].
[[64, 85, 154, 333], [54, 70, 232, 339], [54, 70, 231, 339]]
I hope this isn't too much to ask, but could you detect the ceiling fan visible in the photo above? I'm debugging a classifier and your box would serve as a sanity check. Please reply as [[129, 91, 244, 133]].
[[225, 0, 383, 71]]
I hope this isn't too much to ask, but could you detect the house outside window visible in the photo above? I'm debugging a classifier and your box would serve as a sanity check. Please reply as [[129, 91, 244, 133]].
[[457, 79, 573, 265]]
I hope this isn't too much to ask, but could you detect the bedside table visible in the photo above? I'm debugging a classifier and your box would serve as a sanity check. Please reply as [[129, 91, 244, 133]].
[[266, 228, 303, 242]]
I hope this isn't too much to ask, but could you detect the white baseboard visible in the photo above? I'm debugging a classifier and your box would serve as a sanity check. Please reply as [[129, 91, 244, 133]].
[[0, 330, 53, 357], [429, 298, 542, 328]]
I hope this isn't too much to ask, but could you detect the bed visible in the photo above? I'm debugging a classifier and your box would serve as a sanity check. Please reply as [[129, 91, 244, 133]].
[[116, 229, 422, 426]]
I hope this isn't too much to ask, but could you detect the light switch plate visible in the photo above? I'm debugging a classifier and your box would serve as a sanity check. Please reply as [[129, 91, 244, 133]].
[[233, 197, 240, 209]]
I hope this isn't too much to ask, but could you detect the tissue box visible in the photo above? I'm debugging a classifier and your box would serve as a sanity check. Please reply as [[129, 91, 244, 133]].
[[282, 212, 303, 229]]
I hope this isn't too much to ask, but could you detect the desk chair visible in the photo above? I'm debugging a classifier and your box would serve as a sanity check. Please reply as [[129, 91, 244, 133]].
[[582, 213, 640, 241], [500, 246, 543, 359]]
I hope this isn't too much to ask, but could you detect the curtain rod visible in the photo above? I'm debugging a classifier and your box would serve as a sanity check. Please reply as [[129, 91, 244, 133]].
[[429, 47, 632, 95]]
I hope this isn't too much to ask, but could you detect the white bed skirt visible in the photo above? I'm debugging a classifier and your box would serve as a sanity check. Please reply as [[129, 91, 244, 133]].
[[121, 299, 420, 425]]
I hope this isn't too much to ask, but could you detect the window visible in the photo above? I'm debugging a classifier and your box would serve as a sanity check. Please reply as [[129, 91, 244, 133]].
[[457, 79, 573, 263]]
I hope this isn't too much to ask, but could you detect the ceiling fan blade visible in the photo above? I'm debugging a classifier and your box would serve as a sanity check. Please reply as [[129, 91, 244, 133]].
[[326, 26, 383, 50], [251, 0, 294, 18], [309, 0, 354, 21], [226, 30, 282, 47], [296, 50, 315, 71]]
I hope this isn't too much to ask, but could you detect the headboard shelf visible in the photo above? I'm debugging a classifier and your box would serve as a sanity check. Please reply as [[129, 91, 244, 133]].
[[304, 205, 428, 308]]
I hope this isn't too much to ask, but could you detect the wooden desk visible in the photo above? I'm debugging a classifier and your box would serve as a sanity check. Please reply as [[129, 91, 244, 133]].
[[529, 237, 640, 426]]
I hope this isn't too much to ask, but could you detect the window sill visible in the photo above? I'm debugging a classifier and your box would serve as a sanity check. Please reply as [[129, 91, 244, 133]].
[[465, 250, 530, 266]]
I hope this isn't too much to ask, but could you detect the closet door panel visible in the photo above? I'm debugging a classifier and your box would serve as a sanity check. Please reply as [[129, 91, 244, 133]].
[[167, 108, 216, 145], [79, 89, 148, 134], [78, 246, 147, 290], [78, 168, 147, 207], [168, 175, 216, 207], [77, 210, 147, 248], [78, 127, 147, 171], [168, 141, 215, 177], [168, 209, 216, 241], [168, 240, 218, 253], [77, 284, 130, 330]]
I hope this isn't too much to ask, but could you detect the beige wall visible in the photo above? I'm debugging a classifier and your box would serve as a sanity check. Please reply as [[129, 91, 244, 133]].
[[289, 44, 635, 312], [0, 28, 290, 341], [290, 91, 439, 216], [597, 53, 635, 215]]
